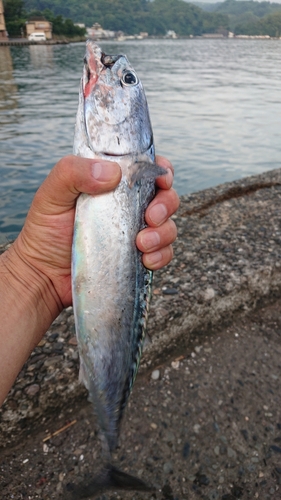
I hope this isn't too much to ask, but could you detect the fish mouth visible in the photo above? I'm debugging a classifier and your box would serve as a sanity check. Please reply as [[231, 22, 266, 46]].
[[101, 52, 122, 68]]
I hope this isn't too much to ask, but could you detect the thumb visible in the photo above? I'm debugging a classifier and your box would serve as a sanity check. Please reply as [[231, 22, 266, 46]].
[[32, 155, 121, 216]]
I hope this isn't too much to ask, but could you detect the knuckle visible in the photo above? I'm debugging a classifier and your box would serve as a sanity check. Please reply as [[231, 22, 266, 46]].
[[166, 216, 177, 232], [56, 155, 73, 171], [55, 155, 75, 182], [171, 188, 180, 208], [156, 155, 174, 173]]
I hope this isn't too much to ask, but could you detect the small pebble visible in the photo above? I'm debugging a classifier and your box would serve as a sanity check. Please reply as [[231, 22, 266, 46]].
[[202, 287, 215, 301], [24, 384, 40, 397], [270, 445, 281, 453], [163, 461, 173, 474], [194, 473, 210, 486], [183, 442, 190, 458], [151, 369, 160, 380], [69, 337, 78, 346], [227, 447, 237, 459], [162, 287, 178, 295]]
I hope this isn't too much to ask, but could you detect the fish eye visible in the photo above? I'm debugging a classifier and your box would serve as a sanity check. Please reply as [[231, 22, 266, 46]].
[[121, 70, 138, 86]]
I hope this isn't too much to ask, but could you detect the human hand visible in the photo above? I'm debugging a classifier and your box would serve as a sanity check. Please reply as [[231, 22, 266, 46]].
[[6, 155, 179, 314], [137, 155, 179, 270], [0, 154, 178, 403]]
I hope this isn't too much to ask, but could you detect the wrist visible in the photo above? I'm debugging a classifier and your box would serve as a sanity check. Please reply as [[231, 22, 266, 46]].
[[0, 239, 61, 333], [0, 241, 62, 404]]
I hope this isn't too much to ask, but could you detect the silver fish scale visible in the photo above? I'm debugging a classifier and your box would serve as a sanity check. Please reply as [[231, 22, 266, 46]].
[[73, 174, 156, 452], [72, 41, 162, 454]]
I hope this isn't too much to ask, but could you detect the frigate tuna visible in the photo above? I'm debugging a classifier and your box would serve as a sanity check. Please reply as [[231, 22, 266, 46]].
[[69, 41, 165, 498]]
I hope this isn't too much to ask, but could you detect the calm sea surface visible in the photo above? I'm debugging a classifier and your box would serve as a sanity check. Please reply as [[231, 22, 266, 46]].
[[1, 38, 281, 244]]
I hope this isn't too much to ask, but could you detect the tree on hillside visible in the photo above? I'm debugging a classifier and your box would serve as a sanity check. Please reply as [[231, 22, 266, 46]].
[[214, 0, 281, 17], [22, 0, 229, 35], [236, 10, 281, 36], [39, 8, 86, 36], [150, 0, 229, 36], [4, 0, 26, 36], [214, 0, 281, 31]]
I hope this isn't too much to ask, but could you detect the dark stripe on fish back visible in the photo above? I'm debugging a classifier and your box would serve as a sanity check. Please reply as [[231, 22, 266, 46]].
[[117, 267, 153, 424]]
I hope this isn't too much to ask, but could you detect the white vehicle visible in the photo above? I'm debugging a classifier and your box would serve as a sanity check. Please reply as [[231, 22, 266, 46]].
[[28, 32, 46, 42]]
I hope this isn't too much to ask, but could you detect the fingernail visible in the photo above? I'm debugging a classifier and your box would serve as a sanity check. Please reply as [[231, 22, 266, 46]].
[[146, 251, 162, 266], [141, 231, 160, 251], [166, 169, 173, 188], [91, 162, 120, 182], [149, 203, 168, 225]]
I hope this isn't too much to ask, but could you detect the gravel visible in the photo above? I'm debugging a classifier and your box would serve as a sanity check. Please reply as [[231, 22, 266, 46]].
[[1, 298, 281, 499]]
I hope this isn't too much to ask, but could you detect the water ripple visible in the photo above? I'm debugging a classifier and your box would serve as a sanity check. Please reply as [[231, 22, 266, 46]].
[[1, 39, 281, 243]]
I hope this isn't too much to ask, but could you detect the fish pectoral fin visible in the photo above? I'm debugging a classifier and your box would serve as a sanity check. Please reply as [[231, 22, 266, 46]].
[[66, 463, 154, 498], [130, 161, 167, 187]]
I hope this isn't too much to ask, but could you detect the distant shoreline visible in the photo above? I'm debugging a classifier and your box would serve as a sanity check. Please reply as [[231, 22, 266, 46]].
[[0, 37, 83, 46], [0, 34, 280, 47]]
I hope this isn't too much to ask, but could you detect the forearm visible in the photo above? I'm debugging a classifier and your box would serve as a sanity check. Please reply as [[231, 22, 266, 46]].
[[0, 242, 61, 405]]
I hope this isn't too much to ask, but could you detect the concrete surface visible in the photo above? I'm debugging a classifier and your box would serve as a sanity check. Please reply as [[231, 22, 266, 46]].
[[1, 167, 281, 452]]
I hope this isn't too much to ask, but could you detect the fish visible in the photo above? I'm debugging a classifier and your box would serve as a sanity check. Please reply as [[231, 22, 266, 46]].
[[69, 40, 165, 498]]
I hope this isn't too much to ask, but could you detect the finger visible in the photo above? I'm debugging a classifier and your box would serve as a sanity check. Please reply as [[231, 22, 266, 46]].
[[145, 188, 180, 227], [32, 155, 121, 215], [136, 219, 177, 253], [142, 245, 174, 271], [155, 155, 174, 190]]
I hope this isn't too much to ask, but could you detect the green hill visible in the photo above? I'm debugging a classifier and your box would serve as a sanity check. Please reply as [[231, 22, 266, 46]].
[[235, 10, 281, 36], [6, 0, 281, 38], [22, 0, 229, 35], [192, 0, 281, 31]]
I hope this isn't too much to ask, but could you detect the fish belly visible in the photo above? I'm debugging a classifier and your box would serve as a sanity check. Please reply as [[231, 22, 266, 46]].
[[72, 177, 153, 451]]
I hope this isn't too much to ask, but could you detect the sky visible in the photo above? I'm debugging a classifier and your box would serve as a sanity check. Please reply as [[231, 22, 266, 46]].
[[188, 0, 281, 4]]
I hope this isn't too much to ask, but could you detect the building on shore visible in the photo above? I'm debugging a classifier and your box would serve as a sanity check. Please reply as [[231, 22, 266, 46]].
[[165, 30, 177, 39], [86, 23, 115, 40], [26, 16, 52, 40], [74, 23, 85, 30], [202, 33, 224, 39], [0, 0, 8, 40]]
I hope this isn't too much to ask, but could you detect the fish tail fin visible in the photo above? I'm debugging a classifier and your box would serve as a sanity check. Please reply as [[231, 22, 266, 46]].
[[66, 463, 154, 499]]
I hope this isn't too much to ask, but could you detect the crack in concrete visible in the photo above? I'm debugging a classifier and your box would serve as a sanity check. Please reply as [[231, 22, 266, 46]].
[[181, 181, 281, 217]]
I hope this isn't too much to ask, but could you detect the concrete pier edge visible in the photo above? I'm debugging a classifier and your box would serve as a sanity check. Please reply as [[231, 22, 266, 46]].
[[1, 167, 281, 447]]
